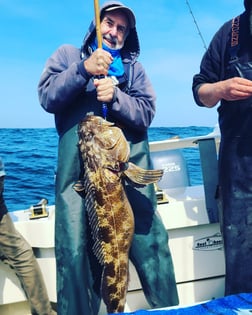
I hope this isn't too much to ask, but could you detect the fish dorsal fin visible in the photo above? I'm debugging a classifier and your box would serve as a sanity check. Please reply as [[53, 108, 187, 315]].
[[78, 172, 106, 264], [83, 167, 120, 265]]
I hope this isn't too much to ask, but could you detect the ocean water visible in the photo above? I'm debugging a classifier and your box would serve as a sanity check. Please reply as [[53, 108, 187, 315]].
[[0, 126, 213, 211]]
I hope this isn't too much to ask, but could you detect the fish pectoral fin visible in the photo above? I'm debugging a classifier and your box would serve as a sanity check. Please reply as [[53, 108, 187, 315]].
[[123, 162, 164, 186]]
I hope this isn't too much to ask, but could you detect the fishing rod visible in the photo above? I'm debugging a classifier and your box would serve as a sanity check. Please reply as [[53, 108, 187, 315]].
[[94, 0, 108, 119], [94, 0, 102, 48], [185, 0, 207, 51]]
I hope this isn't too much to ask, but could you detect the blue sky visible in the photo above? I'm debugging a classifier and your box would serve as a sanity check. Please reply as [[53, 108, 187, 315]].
[[0, 0, 245, 128]]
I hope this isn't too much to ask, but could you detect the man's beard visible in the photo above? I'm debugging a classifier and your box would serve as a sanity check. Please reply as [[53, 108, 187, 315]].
[[103, 34, 124, 50]]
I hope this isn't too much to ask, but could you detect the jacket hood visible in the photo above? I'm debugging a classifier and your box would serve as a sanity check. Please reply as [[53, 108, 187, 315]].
[[80, 1, 140, 59], [244, 0, 252, 10]]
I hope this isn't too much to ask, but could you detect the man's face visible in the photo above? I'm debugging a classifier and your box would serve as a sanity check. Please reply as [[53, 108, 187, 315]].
[[100, 10, 129, 49]]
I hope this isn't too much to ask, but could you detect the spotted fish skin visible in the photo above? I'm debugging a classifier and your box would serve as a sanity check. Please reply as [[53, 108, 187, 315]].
[[74, 115, 163, 313]]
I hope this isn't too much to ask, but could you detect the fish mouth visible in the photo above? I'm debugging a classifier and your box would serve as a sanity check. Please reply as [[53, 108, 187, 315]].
[[88, 115, 114, 127]]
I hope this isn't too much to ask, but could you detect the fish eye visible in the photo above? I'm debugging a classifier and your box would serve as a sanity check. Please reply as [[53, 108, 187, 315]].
[[84, 133, 93, 142]]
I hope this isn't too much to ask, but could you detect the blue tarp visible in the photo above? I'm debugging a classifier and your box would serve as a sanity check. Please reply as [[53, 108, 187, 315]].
[[112, 293, 252, 315]]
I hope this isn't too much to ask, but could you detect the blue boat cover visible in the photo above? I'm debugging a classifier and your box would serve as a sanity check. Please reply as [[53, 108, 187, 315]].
[[112, 293, 252, 315]]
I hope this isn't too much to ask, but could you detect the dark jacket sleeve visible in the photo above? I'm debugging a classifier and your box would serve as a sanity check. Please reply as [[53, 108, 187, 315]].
[[38, 44, 92, 114], [192, 20, 231, 106]]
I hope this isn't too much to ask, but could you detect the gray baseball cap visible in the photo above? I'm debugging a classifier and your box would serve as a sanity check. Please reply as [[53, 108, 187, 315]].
[[103, 3, 136, 29]]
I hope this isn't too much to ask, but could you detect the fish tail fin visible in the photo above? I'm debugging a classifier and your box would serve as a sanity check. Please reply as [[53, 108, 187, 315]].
[[101, 262, 128, 313]]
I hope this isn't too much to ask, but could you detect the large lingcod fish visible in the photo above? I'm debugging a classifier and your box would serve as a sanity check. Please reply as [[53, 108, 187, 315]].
[[74, 115, 163, 313]]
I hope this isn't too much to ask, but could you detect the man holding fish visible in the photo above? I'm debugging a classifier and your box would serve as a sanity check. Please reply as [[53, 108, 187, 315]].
[[38, 1, 179, 314]]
